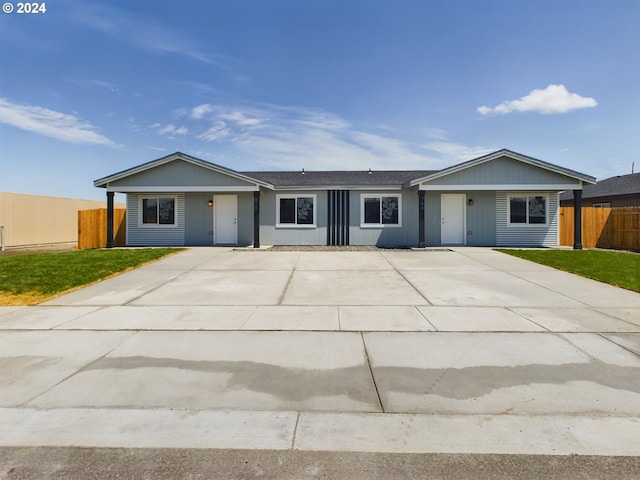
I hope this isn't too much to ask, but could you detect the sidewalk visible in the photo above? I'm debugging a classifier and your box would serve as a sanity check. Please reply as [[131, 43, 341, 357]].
[[1, 248, 639, 458]]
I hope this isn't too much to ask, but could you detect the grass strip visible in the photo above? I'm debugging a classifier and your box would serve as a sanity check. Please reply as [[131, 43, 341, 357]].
[[496, 249, 639, 293], [0, 248, 182, 305]]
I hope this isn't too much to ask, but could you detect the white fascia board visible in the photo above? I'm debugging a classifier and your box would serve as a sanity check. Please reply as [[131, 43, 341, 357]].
[[419, 184, 583, 191], [106, 186, 259, 192]]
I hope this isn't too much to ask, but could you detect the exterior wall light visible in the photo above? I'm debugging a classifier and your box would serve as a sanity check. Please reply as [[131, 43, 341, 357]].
[[468, 198, 474, 206], [208, 200, 213, 207]]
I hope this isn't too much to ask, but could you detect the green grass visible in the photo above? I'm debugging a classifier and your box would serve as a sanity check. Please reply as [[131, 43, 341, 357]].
[[496, 249, 640, 293], [0, 248, 182, 305]]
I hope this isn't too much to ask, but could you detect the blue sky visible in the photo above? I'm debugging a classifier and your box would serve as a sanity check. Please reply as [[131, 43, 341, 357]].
[[1, 0, 638, 201]]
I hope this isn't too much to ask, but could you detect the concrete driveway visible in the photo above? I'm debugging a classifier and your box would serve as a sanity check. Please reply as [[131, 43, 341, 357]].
[[1, 247, 639, 457]]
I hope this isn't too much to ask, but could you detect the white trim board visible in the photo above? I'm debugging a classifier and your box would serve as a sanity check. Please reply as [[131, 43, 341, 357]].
[[107, 186, 259, 192], [419, 184, 582, 191]]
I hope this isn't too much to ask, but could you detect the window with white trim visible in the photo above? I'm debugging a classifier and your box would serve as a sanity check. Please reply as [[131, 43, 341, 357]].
[[141, 197, 176, 225], [276, 194, 316, 227], [509, 195, 547, 225], [361, 194, 401, 227]]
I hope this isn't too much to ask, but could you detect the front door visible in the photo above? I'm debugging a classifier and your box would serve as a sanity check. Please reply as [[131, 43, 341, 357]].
[[214, 195, 237, 245], [441, 193, 465, 245]]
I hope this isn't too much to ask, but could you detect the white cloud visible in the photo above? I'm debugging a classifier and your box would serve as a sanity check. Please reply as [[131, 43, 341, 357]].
[[197, 121, 231, 141], [186, 102, 492, 170], [76, 5, 223, 66], [157, 124, 188, 136], [422, 142, 495, 162], [478, 84, 597, 115], [0, 98, 116, 146], [218, 111, 263, 126], [191, 104, 213, 119]]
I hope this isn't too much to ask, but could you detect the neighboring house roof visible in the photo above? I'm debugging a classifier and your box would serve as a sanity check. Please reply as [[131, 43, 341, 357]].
[[408, 149, 596, 187], [560, 172, 640, 202]]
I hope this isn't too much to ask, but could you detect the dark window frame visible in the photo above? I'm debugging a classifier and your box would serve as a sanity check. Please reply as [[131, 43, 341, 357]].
[[140, 196, 176, 226], [276, 194, 317, 228], [360, 194, 402, 227]]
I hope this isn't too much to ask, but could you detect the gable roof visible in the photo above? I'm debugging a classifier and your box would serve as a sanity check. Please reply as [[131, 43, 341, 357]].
[[94, 149, 595, 191], [243, 170, 436, 189], [560, 172, 640, 201], [94, 152, 274, 189], [407, 149, 596, 187]]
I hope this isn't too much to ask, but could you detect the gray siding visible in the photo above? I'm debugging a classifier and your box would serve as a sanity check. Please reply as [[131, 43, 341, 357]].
[[349, 189, 419, 246], [259, 190, 327, 245], [185, 193, 213, 245], [184, 192, 254, 246], [466, 191, 497, 246], [237, 192, 255, 246], [426, 156, 581, 186], [126, 193, 185, 246], [425, 192, 441, 246], [496, 192, 559, 246], [259, 188, 420, 247], [113, 160, 258, 188]]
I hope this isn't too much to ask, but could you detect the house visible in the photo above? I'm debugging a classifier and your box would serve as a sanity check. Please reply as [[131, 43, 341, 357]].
[[94, 149, 595, 249], [560, 172, 640, 208]]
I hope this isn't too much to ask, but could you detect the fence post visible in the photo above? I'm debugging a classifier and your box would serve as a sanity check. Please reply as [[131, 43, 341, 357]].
[[1, 225, 4, 251]]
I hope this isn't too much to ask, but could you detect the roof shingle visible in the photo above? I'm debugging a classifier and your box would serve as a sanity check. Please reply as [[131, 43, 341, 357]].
[[242, 170, 437, 188]]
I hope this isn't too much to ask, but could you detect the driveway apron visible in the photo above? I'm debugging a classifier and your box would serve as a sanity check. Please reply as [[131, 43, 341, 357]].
[[1, 247, 639, 455]]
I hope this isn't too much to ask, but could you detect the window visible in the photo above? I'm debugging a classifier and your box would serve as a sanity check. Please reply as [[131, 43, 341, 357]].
[[361, 194, 401, 227], [276, 195, 316, 227], [509, 195, 547, 225], [141, 197, 175, 225]]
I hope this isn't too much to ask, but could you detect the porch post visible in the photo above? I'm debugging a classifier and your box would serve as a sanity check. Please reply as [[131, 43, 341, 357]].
[[418, 190, 426, 248], [106, 191, 114, 248], [253, 190, 260, 248], [573, 189, 583, 250]]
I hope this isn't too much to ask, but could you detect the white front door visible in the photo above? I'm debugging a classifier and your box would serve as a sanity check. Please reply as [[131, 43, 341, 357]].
[[214, 195, 237, 245], [441, 193, 466, 245]]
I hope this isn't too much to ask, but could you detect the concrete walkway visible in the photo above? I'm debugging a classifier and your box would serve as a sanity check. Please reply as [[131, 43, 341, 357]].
[[1, 248, 639, 458]]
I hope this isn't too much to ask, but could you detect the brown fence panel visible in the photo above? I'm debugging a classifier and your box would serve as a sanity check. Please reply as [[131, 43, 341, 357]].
[[78, 209, 126, 249], [560, 206, 640, 251], [610, 207, 640, 251], [585, 207, 612, 248], [559, 207, 574, 246]]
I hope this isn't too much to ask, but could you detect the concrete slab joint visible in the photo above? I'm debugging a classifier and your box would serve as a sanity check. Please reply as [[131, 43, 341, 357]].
[[1, 248, 639, 458]]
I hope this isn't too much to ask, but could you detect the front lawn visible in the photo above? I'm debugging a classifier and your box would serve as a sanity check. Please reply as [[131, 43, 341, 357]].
[[0, 248, 182, 305], [496, 249, 640, 293]]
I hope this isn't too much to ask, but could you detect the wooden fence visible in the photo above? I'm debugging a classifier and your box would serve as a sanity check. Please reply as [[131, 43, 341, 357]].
[[560, 206, 640, 251], [78, 209, 126, 249]]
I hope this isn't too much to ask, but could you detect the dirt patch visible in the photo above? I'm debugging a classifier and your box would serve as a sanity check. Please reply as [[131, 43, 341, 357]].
[[0, 292, 50, 306]]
